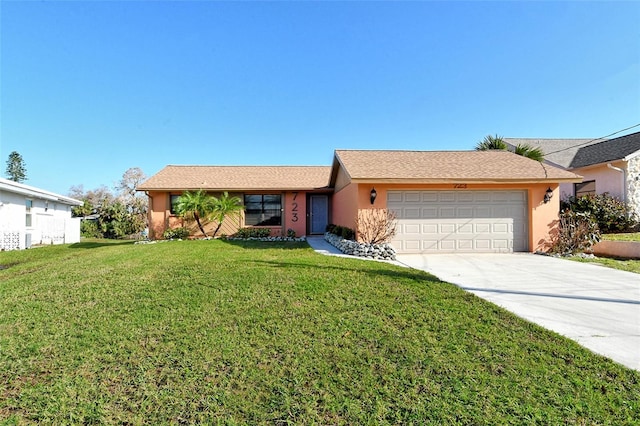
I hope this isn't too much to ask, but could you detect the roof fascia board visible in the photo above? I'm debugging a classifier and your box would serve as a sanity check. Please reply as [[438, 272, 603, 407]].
[[624, 149, 640, 162], [0, 181, 82, 205], [328, 151, 352, 188], [349, 177, 584, 184]]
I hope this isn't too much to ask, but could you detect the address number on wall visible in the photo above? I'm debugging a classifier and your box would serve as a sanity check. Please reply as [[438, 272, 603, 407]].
[[291, 192, 299, 222]]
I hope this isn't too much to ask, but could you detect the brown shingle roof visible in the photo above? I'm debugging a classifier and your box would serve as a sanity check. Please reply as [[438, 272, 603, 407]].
[[137, 165, 332, 191], [332, 150, 581, 183]]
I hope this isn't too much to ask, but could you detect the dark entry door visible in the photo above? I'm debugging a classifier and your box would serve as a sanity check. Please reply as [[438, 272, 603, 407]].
[[309, 195, 329, 234]]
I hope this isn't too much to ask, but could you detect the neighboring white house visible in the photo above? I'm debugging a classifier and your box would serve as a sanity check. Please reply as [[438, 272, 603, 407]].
[[0, 177, 83, 250]]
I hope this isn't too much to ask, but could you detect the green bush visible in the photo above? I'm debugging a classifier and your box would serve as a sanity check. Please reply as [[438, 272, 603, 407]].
[[286, 228, 296, 238], [561, 193, 638, 233], [340, 226, 355, 240], [233, 227, 272, 238], [327, 224, 355, 240], [80, 220, 102, 238], [163, 227, 191, 240]]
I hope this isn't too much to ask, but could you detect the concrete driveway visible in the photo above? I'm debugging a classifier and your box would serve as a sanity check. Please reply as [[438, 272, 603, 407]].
[[396, 253, 640, 371]]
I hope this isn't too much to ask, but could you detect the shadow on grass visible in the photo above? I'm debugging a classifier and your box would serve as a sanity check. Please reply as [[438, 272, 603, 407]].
[[69, 240, 137, 249], [220, 239, 311, 250], [251, 259, 444, 283]]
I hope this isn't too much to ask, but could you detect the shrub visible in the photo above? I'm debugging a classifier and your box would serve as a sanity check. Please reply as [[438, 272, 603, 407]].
[[80, 220, 102, 238], [327, 224, 355, 241], [550, 210, 601, 254], [163, 227, 191, 240], [340, 226, 355, 240], [286, 228, 296, 238], [325, 224, 336, 234], [562, 193, 638, 233], [356, 209, 398, 244], [233, 227, 272, 239]]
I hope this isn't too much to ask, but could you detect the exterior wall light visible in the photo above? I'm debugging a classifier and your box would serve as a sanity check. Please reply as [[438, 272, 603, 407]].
[[544, 187, 553, 204], [370, 188, 377, 205]]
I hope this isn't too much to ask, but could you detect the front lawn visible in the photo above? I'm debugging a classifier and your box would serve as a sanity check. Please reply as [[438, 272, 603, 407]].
[[1, 240, 638, 424], [603, 232, 640, 242], [570, 256, 640, 274]]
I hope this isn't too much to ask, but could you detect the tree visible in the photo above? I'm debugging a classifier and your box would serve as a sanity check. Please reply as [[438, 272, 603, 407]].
[[210, 192, 244, 237], [5, 151, 27, 182], [476, 134, 545, 161], [68, 167, 148, 239], [175, 189, 216, 237]]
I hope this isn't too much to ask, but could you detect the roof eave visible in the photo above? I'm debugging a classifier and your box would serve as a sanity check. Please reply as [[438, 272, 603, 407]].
[[350, 177, 583, 184]]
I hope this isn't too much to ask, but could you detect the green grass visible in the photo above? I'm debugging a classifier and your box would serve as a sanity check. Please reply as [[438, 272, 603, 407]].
[[603, 232, 640, 242], [570, 256, 640, 274], [1, 240, 639, 424]]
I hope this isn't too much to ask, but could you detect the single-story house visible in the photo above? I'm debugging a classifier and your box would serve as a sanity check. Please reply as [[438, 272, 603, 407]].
[[505, 131, 640, 216], [0, 177, 83, 250], [137, 149, 581, 253]]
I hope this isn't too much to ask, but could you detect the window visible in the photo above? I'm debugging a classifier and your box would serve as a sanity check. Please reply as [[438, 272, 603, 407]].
[[244, 194, 282, 226], [575, 180, 596, 197], [25, 199, 33, 227], [170, 195, 181, 215]]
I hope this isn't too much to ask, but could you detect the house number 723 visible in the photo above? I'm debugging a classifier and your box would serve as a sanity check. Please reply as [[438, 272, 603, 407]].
[[291, 192, 299, 222]]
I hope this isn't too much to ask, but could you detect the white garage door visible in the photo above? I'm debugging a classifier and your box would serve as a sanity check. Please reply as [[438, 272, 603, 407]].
[[388, 190, 528, 253]]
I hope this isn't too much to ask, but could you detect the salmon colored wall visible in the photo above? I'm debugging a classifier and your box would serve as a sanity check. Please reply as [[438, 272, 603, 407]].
[[529, 184, 561, 252], [334, 182, 563, 253], [331, 183, 359, 230], [147, 190, 243, 239], [147, 190, 314, 239], [283, 191, 307, 237]]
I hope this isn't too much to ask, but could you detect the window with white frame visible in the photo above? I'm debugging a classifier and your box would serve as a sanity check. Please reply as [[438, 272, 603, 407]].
[[26, 199, 33, 227]]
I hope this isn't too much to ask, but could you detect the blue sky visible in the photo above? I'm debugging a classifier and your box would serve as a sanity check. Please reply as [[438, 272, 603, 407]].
[[1, 1, 639, 195]]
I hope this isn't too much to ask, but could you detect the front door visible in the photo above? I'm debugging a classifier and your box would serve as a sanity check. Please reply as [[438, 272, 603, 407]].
[[309, 195, 329, 234]]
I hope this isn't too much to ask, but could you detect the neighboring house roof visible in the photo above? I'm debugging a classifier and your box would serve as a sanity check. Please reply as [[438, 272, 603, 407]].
[[137, 165, 332, 191], [0, 177, 82, 206], [569, 131, 640, 168], [331, 150, 581, 184], [503, 138, 595, 169], [505, 131, 640, 170]]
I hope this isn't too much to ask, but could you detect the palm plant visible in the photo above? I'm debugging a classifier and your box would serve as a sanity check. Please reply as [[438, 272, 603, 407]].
[[210, 192, 244, 237], [475, 134, 507, 151], [175, 189, 216, 237], [476, 134, 545, 161], [514, 144, 545, 162]]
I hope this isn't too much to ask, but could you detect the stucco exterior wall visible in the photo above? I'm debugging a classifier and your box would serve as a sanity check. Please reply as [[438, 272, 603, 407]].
[[0, 191, 78, 250], [331, 182, 359, 230], [627, 156, 640, 217], [147, 190, 319, 239], [339, 183, 561, 253], [565, 162, 626, 200]]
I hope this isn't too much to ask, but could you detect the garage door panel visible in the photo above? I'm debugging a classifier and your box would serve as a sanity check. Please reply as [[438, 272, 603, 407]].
[[422, 224, 438, 233], [422, 193, 438, 202], [475, 239, 491, 249], [405, 192, 421, 203], [422, 207, 438, 218], [387, 192, 403, 203], [388, 190, 528, 253], [457, 207, 474, 217]]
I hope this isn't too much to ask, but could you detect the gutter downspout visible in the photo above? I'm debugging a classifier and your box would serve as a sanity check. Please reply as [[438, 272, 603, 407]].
[[607, 163, 627, 203]]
